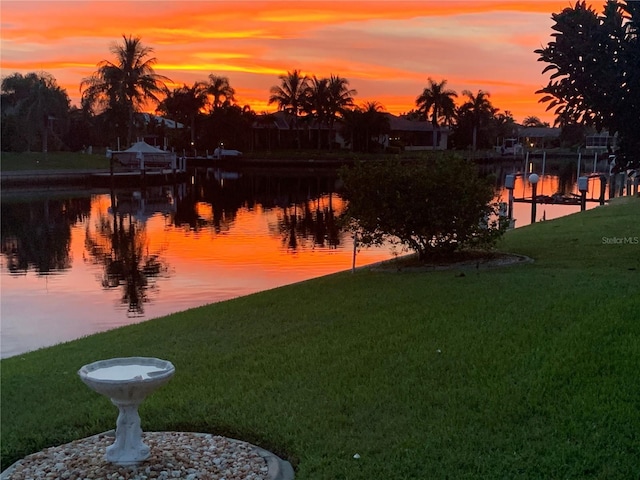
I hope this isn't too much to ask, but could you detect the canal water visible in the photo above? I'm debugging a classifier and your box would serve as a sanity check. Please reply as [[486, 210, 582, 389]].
[[0, 166, 609, 358]]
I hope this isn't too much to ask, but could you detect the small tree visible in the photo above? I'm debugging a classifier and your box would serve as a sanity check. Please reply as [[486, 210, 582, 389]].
[[340, 156, 504, 261]]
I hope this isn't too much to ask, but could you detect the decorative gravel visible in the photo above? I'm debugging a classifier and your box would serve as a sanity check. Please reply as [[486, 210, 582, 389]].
[[3, 432, 275, 480]]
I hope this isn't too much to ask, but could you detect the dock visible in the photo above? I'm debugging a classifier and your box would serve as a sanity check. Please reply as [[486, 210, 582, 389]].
[[1, 168, 189, 189]]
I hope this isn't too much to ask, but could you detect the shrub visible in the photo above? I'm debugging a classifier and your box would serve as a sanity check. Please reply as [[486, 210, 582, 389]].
[[340, 155, 504, 260]]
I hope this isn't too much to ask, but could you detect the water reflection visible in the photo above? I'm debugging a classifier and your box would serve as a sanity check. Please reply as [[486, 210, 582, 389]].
[[1, 168, 396, 358], [275, 195, 341, 251], [84, 203, 169, 317], [557, 161, 577, 195], [0, 164, 618, 358], [172, 178, 236, 233], [1, 196, 91, 274], [168, 167, 344, 250]]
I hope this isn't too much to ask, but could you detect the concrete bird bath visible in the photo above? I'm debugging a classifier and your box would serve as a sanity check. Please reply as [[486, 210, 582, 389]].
[[78, 357, 175, 466]]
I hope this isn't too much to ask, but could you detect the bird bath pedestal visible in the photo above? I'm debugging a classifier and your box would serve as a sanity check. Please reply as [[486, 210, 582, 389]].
[[78, 357, 175, 466]]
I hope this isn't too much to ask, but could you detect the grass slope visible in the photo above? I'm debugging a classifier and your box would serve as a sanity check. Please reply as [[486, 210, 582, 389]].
[[1, 199, 639, 478]]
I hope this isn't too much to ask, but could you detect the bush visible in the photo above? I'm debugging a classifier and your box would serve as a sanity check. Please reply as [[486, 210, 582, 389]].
[[340, 156, 504, 260]]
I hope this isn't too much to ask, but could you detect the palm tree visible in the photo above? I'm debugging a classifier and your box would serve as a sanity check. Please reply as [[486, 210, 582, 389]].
[[341, 102, 389, 152], [415, 78, 457, 150], [157, 82, 208, 147], [81, 35, 170, 146], [206, 75, 236, 111], [326, 75, 356, 150], [458, 89, 496, 151], [268, 69, 310, 148], [361, 102, 390, 152], [305, 76, 330, 149], [304, 74, 356, 150]]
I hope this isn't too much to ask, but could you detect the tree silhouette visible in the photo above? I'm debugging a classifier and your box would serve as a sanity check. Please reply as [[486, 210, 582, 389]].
[[203, 103, 255, 152], [305, 76, 330, 149], [341, 102, 390, 153], [157, 82, 208, 148], [535, 0, 640, 162], [303, 74, 356, 150], [522, 116, 550, 128], [81, 35, 171, 146], [457, 90, 496, 151], [269, 69, 310, 148], [1, 72, 70, 152], [206, 75, 236, 111], [415, 78, 457, 149], [341, 157, 502, 260], [326, 75, 356, 150]]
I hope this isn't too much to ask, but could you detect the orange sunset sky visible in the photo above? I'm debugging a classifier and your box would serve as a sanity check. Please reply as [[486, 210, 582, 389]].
[[1, 0, 577, 124]]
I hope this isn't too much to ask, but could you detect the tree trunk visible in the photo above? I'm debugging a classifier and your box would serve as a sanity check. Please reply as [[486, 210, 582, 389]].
[[328, 121, 334, 151], [293, 114, 301, 149], [42, 123, 49, 153], [472, 126, 477, 151], [127, 105, 135, 147]]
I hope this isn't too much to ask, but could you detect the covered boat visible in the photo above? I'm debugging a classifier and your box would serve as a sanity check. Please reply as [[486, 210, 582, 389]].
[[107, 141, 177, 170]]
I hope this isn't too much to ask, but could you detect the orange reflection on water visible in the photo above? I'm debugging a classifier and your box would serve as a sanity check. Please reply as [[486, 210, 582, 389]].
[[1, 189, 394, 358], [139, 193, 364, 277], [4, 169, 611, 358]]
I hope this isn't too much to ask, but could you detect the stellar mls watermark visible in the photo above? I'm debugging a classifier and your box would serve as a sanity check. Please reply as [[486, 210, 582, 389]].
[[602, 236, 639, 245]]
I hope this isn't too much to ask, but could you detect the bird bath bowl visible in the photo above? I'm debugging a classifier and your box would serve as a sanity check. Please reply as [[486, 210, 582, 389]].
[[78, 357, 175, 466]]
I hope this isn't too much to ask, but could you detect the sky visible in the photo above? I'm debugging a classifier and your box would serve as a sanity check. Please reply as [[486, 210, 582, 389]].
[[0, 0, 577, 124]]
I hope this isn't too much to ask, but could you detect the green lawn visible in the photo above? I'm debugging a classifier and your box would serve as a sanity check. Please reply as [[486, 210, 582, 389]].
[[1, 198, 639, 478], [1, 151, 111, 171]]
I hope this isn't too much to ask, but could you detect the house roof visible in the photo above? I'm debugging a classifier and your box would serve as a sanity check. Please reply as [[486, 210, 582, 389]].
[[139, 113, 184, 129], [385, 113, 443, 132], [252, 111, 291, 130], [273, 112, 291, 129]]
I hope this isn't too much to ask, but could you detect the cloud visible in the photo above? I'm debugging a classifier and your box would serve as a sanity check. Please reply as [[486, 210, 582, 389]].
[[1, 1, 570, 123]]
